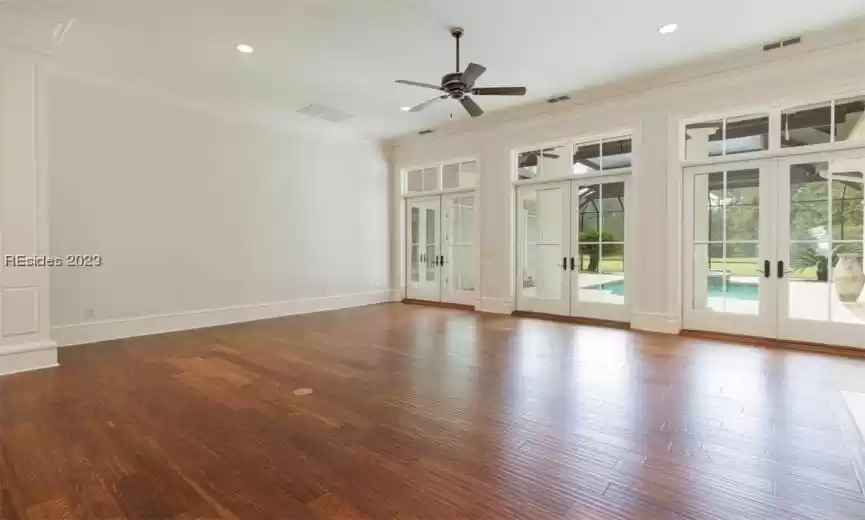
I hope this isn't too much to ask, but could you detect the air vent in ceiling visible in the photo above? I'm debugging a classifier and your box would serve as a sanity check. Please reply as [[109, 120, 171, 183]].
[[763, 36, 802, 52], [547, 95, 571, 104], [418, 129, 434, 135], [296, 104, 353, 123]]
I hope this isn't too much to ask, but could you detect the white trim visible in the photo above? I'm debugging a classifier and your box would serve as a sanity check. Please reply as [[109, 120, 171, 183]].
[[681, 140, 865, 167], [631, 312, 681, 335], [476, 297, 513, 315], [52, 290, 393, 347], [513, 167, 632, 187], [405, 186, 475, 199], [513, 130, 633, 157], [0, 339, 58, 376]]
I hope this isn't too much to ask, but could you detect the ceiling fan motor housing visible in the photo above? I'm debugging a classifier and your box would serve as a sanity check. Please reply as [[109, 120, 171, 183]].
[[442, 72, 468, 97]]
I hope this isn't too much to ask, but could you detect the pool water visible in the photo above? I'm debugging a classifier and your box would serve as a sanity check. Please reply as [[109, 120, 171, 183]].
[[594, 280, 758, 300]]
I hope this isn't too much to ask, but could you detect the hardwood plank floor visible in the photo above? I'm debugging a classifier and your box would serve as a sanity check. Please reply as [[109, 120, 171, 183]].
[[2, 302, 865, 519]]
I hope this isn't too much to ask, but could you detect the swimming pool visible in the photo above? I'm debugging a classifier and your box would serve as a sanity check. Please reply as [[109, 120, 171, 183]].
[[591, 279, 758, 300]]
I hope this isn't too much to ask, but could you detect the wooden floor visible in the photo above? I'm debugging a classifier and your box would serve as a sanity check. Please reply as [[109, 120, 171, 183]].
[[2, 303, 865, 519]]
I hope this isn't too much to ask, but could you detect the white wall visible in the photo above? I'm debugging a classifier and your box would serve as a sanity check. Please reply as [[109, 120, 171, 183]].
[[0, 54, 57, 374], [49, 74, 391, 345], [389, 21, 865, 331]]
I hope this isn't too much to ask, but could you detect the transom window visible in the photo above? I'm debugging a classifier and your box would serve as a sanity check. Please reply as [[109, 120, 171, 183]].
[[685, 114, 769, 160], [782, 96, 864, 148], [516, 135, 632, 180], [405, 160, 478, 195], [684, 94, 865, 161]]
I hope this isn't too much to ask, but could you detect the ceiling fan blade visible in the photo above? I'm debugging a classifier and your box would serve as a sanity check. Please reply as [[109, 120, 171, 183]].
[[409, 95, 448, 113], [472, 86, 527, 96], [395, 80, 443, 91], [461, 63, 486, 85], [460, 96, 484, 118]]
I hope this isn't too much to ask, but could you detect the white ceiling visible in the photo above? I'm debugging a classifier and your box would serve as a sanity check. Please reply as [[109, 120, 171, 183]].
[[5, 0, 865, 138]]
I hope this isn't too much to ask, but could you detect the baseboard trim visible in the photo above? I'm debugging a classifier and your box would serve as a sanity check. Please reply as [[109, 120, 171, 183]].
[[0, 340, 58, 376], [511, 311, 630, 330], [52, 290, 393, 347], [402, 299, 474, 311], [680, 329, 865, 358], [476, 297, 513, 315], [631, 312, 681, 335]]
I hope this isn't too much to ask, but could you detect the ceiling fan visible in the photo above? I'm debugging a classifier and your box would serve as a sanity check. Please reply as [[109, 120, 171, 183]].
[[395, 27, 527, 118]]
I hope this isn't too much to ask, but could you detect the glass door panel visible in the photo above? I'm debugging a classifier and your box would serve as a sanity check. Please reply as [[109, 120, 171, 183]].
[[683, 160, 775, 337], [777, 151, 865, 348], [571, 179, 629, 321], [405, 197, 442, 301], [441, 193, 476, 305], [516, 182, 571, 315]]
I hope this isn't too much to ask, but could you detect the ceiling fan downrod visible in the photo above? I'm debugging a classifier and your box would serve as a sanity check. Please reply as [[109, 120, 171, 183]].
[[451, 27, 464, 73]]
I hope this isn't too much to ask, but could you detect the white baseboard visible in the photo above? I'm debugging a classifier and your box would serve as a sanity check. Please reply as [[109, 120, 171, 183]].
[[0, 340, 58, 376], [631, 312, 681, 335], [476, 297, 513, 315], [53, 290, 393, 347]]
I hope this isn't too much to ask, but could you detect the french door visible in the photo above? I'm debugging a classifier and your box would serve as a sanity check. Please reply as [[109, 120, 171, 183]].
[[683, 159, 775, 337], [406, 196, 441, 301], [516, 177, 630, 321], [776, 149, 864, 348], [405, 193, 476, 305], [683, 150, 865, 348]]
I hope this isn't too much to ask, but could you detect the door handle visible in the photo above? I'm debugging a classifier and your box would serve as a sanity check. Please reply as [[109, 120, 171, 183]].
[[570, 256, 575, 271], [562, 257, 567, 270], [778, 261, 792, 279], [440, 255, 445, 266], [763, 260, 771, 278]]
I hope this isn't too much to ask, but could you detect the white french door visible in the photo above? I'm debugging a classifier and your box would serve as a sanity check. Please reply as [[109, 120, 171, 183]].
[[570, 178, 630, 322], [406, 196, 441, 301], [683, 159, 776, 337], [516, 181, 571, 315], [405, 193, 477, 305], [683, 151, 865, 348], [516, 177, 631, 321], [776, 149, 864, 348], [441, 193, 477, 305]]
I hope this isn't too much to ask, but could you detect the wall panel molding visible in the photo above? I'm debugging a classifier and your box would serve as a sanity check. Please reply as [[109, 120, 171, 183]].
[[1, 287, 40, 337]]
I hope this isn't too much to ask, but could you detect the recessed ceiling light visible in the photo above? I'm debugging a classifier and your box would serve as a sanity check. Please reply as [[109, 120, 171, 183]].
[[236, 43, 254, 53], [400, 106, 411, 112], [658, 23, 678, 34]]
